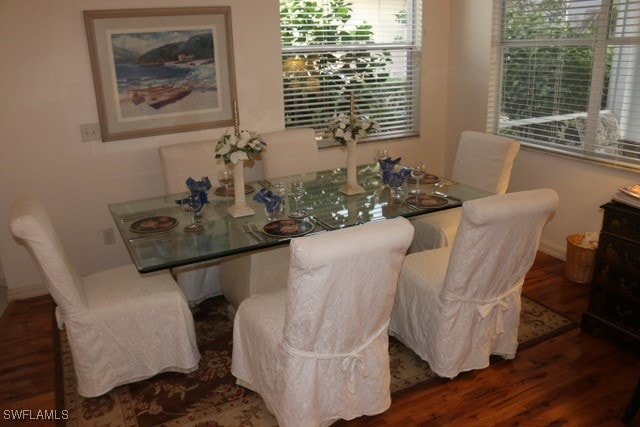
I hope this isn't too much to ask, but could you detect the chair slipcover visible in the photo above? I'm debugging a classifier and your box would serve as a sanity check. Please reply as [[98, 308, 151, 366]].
[[232, 217, 414, 427], [390, 189, 558, 379], [220, 128, 319, 314], [9, 194, 200, 397], [159, 140, 222, 305], [260, 128, 320, 179], [219, 245, 289, 311], [410, 131, 520, 252]]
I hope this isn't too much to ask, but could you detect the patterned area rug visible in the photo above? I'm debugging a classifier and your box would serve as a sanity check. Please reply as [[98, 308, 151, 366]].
[[59, 295, 573, 426]]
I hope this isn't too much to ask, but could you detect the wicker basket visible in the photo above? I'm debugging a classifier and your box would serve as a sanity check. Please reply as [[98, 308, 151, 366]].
[[565, 233, 596, 284]]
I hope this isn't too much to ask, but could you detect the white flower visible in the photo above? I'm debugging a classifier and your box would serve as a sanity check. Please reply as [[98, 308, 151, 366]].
[[230, 150, 249, 164], [216, 142, 230, 155], [324, 112, 379, 145], [215, 128, 266, 164]]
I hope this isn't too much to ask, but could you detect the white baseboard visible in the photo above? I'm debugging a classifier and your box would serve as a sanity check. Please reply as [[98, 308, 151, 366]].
[[538, 240, 566, 261], [7, 283, 48, 301]]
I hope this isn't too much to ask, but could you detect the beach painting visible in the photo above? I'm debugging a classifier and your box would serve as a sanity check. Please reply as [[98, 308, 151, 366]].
[[109, 28, 221, 121], [84, 7, 237, 141]]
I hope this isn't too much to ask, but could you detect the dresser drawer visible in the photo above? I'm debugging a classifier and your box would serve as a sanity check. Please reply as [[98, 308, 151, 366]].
[[597, 233, 640, 276], [589, 288, 640, 337], [602, 203, 640, 244], [593, 262, 640, 301], [582, 202, 640, 344]]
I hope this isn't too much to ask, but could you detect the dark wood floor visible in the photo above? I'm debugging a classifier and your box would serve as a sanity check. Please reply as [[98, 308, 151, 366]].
[[1, 252, 638, 426]]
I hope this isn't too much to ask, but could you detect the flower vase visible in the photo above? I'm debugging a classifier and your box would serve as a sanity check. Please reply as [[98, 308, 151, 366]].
[[339, 139, 365, 195], [227, 160, 255, 217]]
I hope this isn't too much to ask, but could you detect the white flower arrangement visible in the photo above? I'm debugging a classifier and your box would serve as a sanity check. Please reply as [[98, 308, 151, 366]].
[[325, 113, 379, 145], [215, 130, 266, 164]]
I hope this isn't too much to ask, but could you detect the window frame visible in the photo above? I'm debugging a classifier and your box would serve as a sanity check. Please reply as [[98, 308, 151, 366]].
[[488, 0, 640, 170]]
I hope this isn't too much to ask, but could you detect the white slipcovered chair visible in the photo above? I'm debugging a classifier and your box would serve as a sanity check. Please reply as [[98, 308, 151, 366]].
[[390, 189, 558, 379], [159, 140, 222, 305], [219, 245, 290, 312], [259, 127, 320, 179], [220, 128, 319, 315], [409, 131, 520, 252], [9, 194, 200, 397], [232, 217, 414, 427]]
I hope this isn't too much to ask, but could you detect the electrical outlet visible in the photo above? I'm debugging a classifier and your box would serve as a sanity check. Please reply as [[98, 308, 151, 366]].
[[80, 123, 100, 142], [102, 228, 115, 245]]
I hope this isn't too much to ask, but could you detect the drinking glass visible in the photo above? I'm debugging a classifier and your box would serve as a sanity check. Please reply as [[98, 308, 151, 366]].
[[390, 184, 404, 202], [183, 193, 204, 232], [264, 201, 283, 221], [270, 181, 286, 196], [374, 149, 389, 182], [373, 148, 389, 163], [218, 169, 234, 197], [288, 181, 307, 219], [272, 181, 287, 206], [409, 163, 427, 195]]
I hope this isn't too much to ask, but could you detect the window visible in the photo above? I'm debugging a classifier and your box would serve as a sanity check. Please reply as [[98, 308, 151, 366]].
[[488, 0, 640, 168], [280, 0, 422, 143]]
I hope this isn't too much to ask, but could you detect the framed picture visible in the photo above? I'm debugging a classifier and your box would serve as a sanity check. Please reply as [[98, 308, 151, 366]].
[[84, 7, 237, 141]]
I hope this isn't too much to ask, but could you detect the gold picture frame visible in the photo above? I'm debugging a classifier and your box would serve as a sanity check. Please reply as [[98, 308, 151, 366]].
[[84, 7, 237, 141]]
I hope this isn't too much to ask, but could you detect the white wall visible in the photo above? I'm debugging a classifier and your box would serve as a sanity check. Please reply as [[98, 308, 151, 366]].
[[446, 0, 492, 166], [0, 0, 443, 296], [449, 0, 640, 258]]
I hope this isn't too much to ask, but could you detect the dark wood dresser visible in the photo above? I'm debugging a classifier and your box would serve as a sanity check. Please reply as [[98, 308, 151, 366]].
[[581, 201, 640, 345]]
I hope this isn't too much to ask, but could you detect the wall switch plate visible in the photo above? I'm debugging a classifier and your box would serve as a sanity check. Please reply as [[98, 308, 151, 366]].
[[102, 228, 115, 245], [80, 123, 100, 142]]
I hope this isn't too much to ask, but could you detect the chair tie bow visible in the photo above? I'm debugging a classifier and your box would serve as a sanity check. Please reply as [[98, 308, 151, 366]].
[[340, 352, 370, 394], [445, 280, 524, 336], [473, 280, 524, 335], [281, 321, 388, 394], [477, 299, 510, 334]]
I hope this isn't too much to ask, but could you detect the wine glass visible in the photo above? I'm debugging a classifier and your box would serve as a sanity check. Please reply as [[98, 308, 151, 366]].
[[288, 181, 307, 219], [218, 169, 234, 197], [373, 148, 389, 183], [271, 181, 287, 199], [409, 163, 427, 195], [373, 148, 389, 163], [183, 193, 204, 232]]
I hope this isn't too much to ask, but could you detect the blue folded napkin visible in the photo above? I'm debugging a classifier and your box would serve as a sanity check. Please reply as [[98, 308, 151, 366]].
[[379, 157, 411, 187], [388, 167, 412, 188], [176, 176, 212, 205], [253, 188, 283, 212], [379, 157, 401, 184]]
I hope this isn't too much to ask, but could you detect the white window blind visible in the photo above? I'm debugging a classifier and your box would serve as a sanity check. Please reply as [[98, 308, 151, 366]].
[[280, 0, 422, 142], [488, 0, 640, 168]]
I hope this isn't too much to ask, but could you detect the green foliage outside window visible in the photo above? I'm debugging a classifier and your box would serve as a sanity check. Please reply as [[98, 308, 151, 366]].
[[280, 0, 408, 131], [500, 0, 612, 146]]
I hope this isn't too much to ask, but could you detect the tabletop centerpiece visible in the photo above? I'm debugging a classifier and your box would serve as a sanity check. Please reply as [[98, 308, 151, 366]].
[[326, 93, 379, 195], [215, 101, 266, 217]]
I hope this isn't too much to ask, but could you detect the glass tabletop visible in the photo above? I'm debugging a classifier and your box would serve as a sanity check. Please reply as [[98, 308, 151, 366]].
[[109, 164, 492, 273]]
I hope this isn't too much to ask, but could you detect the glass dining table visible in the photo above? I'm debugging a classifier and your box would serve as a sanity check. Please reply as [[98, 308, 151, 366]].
[[109, 164, 492, 273]]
